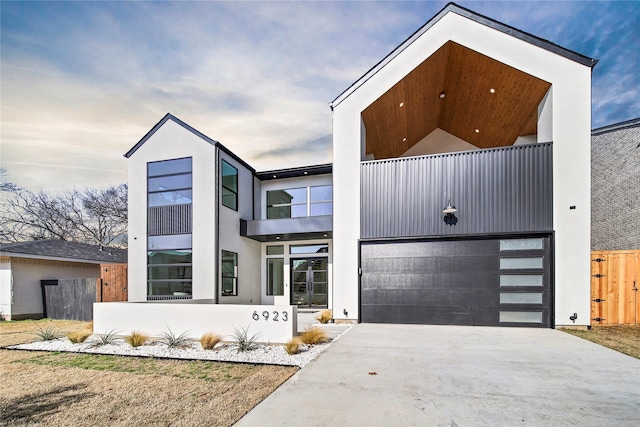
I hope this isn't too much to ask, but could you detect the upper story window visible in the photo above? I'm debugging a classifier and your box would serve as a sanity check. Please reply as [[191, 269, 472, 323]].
[[148, 158, 192, 207], [221, 160, 238, 211], [266, 185, 332, 219]]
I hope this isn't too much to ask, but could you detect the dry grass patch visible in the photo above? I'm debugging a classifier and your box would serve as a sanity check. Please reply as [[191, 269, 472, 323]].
[[285, 338, 301, 355], [0, 349, 297, 426], [124, 331, 149, 347], [200, 333, 222, 350], [316, 309, 332, 324], [561, 324, 640, 359], [67, 330, 92, 344], [299, 327, 329, 345]]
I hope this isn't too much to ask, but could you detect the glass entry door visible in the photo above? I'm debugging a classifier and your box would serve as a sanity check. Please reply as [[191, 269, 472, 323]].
[[291, 257, 328, 307]]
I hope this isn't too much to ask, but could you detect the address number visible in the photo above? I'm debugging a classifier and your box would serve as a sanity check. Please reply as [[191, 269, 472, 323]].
[[252, 310, 288, 322]]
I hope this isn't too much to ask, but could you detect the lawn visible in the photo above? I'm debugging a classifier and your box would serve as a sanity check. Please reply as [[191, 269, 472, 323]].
[[0, 319, 297, 426], [561, 324, 640, 359]]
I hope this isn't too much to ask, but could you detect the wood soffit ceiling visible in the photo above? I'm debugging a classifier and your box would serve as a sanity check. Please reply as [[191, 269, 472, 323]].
[[361, 41, 552, 160]]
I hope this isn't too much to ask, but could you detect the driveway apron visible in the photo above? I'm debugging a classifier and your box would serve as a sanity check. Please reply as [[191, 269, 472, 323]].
[[235, 324, 640, 426]]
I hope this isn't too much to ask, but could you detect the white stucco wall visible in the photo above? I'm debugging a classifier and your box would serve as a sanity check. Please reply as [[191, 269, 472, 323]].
[[127, 119, 217, 302], [332, 11, 592, 326], [0, 257, 12, 319], [7, 258, 99, 319], [218, 151, 261, 304], [400, 128, 478, 157]]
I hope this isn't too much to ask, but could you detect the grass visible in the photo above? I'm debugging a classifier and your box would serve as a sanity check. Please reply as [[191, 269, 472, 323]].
[[88, 330, 119, 347], [158, 327, 191, 348], [299, 327, 329, 345], [561, 324, 640, 359], [34, 325, 63, 341], [0, 319, 297, 426], [124, 331, 149, 347], [285, 338, 301, 355], [316, 309, 332, 324], [200, 333, 222, 350], [67, 330, 92, 344], [233, 325, 261, 352]]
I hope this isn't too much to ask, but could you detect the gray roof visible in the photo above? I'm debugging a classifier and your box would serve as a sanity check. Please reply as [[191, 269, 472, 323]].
[[592, 117, 640, 136], [0, 240, 127, 264], [124, 113, 255, 173], [330, 2, 597, 108]]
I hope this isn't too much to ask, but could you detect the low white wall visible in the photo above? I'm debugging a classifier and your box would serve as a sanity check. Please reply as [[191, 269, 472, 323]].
[[94, 301, 297, 344]]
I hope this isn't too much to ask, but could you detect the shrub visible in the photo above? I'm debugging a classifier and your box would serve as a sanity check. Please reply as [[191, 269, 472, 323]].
[[232, 325, 261, 352], [159, 327, 191, 348], [299, 327, 329, 345], [85, 320, 94, 331], [35, 326, 63, 341], [316, 309, 332, 324], [285, 338, 301, 355], [125, 331, 149, 348], [88, 330, 119, 347], [200, 333, 222, 350], [67, 330, 92, 344]]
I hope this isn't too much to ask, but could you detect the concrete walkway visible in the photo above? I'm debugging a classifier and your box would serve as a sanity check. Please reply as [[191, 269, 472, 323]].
[[236, 324, 640, 426]]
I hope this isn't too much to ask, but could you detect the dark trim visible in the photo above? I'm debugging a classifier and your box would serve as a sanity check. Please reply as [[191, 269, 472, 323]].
[[256, 163, 332, 181], [214, 147, 220, 303], [592, 117, 640, 135], [549, 232, 555, 329], [124, 113, 256, 173], [359, 231, 554, 243], [357, 240, 362, 324], [221, 159, 239, 212], [330, 2, 596, 108]]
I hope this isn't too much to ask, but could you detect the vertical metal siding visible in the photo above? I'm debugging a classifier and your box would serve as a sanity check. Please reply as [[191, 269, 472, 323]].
[[361, 143, 553, 238], [148, 204, 192, 235]]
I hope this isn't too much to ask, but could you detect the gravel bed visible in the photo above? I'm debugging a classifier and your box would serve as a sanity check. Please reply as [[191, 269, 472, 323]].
[[7, 326, 352, 368]]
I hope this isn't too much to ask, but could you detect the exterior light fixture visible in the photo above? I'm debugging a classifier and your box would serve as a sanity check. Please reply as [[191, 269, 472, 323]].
[[399, 102, 404, 107], [490, 88, 495, 94], [402, 137, 407, 142], [475, 129, 480, 133], [439, 92, 446, 99], [443, 200, 458, 226]]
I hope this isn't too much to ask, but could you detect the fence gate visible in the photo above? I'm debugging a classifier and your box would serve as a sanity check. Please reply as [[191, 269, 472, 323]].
[[41, 278, 97, 321], [99, 264, 128, 302], [591, 250, 640, 325]]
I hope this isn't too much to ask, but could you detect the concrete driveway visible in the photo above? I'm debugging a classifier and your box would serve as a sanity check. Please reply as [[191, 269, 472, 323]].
[[236, 324, 640, 426]]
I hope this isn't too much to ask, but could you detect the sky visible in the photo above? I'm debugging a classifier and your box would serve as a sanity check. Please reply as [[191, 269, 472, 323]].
[[1, 1, 639, 192]]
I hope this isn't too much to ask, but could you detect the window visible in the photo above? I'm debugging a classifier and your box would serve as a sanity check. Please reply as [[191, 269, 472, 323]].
[[221, 250, 238, 296], [267, 258, 284, 296], [266, 185, 332, 219], [266, 245, 284, 255], [290, 244, 329, 254], [221, 160, 238, 210], [147, 158, 193, 299], [147, 245, 192, 298], [148, 158, 192, 207]]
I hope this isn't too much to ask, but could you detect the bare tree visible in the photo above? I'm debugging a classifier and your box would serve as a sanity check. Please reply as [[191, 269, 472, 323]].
[[0, 183, 128, 247], [0, 168, 19, 192]]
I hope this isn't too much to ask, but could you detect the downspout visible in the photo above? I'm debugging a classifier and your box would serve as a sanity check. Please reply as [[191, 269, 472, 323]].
[[214, 147, 220, 303]]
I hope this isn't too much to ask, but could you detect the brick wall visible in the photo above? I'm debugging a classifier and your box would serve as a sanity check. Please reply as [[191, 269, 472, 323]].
[[591, 121, 640, 250]]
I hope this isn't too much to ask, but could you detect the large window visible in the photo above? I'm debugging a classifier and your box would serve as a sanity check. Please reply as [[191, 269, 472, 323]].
[[221, 250, 238, 296], [148, 158, 192, 207], [266, 185, 332, 219], [221, 160, 238, 210], [147, 235, 192, 298], [147, 158, 193, 299]]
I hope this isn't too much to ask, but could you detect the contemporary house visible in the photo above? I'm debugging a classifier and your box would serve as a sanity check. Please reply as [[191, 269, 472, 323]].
[[123, 3, 595, 329], [0, 240, 127, 320]]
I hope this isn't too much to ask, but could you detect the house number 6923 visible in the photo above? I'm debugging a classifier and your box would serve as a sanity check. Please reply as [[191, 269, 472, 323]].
[[252, 310, 288, 322]]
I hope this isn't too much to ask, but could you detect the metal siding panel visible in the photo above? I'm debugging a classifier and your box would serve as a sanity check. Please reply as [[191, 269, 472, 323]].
[[361, 144, 552, 239]]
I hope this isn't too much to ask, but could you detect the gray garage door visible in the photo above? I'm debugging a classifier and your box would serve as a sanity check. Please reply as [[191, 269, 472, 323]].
[[360, 236, 552, 327]]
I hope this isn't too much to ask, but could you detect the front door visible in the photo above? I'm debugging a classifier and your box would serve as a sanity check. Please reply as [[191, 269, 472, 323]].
[[291, 257, 328, 307]]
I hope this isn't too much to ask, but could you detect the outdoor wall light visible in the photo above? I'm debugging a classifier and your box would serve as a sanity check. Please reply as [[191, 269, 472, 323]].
[[443, 200, 458, 226]]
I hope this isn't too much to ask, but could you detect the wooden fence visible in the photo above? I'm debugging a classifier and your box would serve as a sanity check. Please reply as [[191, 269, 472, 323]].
[[41, 264, 128, 321], [591, 250, 639, 325]]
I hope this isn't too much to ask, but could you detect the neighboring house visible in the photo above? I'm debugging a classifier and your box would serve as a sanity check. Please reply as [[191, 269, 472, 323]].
[[124, 3, 595, 328], [591, 118, 640, 251], [0, 240, 127, 320]]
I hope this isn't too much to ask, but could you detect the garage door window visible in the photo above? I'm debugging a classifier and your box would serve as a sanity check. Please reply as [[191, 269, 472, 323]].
[[500, 257, 543, 269], [500, 311, 543, 323], [500, 293, 543, 304], [500, 275, 543, 287], [499, 238, 543, 251]]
